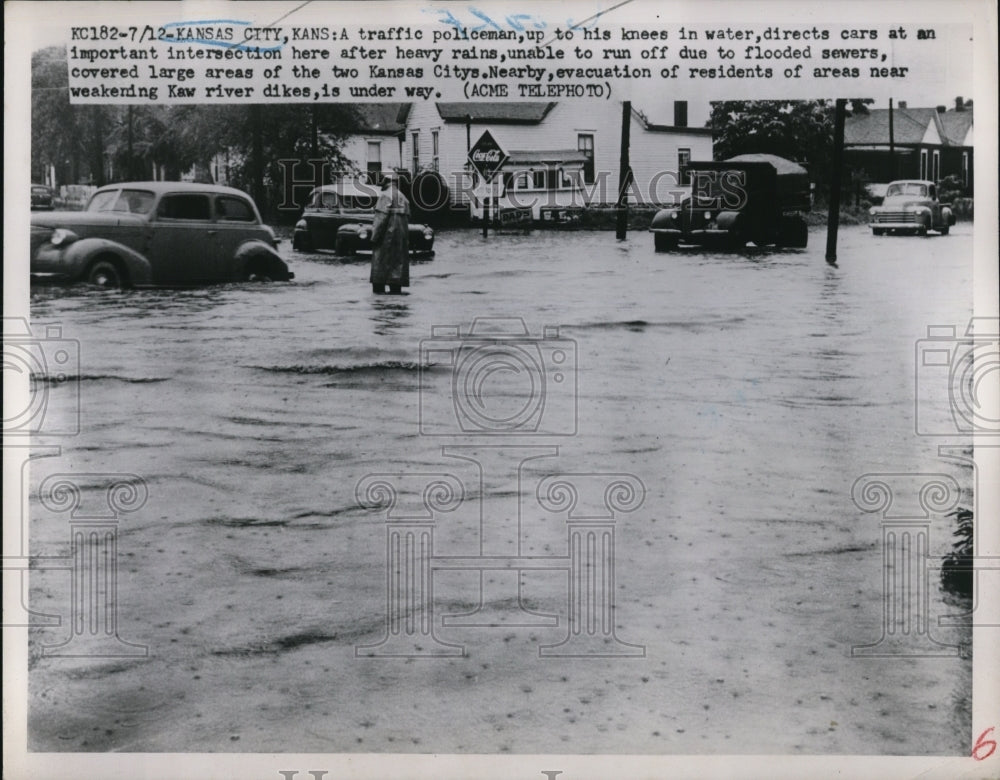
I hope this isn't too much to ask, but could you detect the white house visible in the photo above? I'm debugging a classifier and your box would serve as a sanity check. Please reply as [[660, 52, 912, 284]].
[[397, 100, 713, 218]]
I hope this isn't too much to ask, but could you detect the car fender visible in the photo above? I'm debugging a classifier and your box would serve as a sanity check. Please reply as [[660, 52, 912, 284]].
[[941, 206, 955, 226], [650, 209, 680, 231], [715, 210, 742, 231], [234, 240, 290, 278], [60, 238, 153, 285]]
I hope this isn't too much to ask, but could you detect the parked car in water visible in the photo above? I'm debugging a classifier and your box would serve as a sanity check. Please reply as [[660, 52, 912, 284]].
[[30, 182, 292, 288], [293, 180, 435, 257], [31, 184, 54, 210], [869, 179, 955, 236], [649, 154, 811, 251]]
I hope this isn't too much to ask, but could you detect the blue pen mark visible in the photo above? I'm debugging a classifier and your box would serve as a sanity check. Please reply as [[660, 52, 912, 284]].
[[160, 19, 252, 28], [157, 19, 284, 52]]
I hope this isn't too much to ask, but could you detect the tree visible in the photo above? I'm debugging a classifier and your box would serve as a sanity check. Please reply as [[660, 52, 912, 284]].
[[709, 100, 872, 195]]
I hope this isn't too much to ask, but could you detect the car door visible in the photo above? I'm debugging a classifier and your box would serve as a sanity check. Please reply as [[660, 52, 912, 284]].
[[148, 192, 218, 283], [213, 194, 262, 278]]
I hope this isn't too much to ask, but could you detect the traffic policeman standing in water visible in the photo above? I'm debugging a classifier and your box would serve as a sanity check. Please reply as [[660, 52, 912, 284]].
[[370, 172, 410, 295]]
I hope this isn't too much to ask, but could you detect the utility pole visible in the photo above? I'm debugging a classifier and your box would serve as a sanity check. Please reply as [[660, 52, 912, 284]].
[[616, 101, 632, 240], [825, 98, 847, 265], [888, 98, 895, 181]]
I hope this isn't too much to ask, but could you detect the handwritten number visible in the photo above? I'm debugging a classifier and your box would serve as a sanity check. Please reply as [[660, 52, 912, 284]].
[[972, 726, 996, 761]]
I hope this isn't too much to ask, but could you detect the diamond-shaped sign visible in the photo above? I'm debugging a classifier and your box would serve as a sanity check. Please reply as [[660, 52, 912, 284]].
[[468, 130, 508, 183]]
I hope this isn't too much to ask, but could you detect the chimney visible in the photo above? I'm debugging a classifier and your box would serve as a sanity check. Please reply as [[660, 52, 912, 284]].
[[936, 105, 946, 113], [955, 96, 964, 111], [897, 100, 907, 109], [673, 100, 688, 128]]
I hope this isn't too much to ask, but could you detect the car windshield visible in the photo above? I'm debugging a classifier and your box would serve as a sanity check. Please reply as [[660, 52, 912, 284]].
[[886, 182, 927, 198], [341, 195, 375, 210], [86, 189, 156, 214]]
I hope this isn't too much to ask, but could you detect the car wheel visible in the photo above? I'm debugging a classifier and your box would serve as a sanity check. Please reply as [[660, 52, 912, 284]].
[[87, 260, 123, 289], [653, 234, 677, 252], [335, 235, 353, 256], [243, 259, 275, 282], [872, 228, 885, 236], [938, 225, 949, 236], [917, 227, 928, 237], [293, 233, 312, 252]]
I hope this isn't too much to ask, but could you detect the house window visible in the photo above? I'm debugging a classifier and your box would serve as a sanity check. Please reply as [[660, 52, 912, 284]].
[[932, 150, 940, 182], [367, 141, 382, 183], [577, 134, 595, 184], [678, 147, 692, 185], [962, 152, 969, 187], [431, 130, 440, 172], [411, 132, 420, 174], [533, 170, 545, 189], [919, 149, 928, 180]]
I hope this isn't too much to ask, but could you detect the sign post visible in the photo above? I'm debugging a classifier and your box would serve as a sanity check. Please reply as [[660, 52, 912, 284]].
[[468, 130, 508, 239]]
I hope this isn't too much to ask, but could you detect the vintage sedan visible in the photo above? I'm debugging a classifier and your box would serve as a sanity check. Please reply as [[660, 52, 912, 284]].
[[869, 180, 955, 236], [31, 182, 292, 288], [31, 184, 54, 210], [293, 180, 435, 257]]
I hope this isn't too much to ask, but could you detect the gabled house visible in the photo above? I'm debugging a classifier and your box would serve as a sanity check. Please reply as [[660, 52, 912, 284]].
[[340, 103, 410, 183], [844, 97, 974, 194], [399, 100, 713, 218]]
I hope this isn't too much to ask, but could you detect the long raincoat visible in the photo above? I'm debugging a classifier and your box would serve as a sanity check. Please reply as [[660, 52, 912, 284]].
[[370, 183, 410, 287]]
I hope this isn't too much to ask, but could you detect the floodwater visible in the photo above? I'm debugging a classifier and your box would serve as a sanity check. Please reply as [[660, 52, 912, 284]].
[[26, 224, 974, 754]]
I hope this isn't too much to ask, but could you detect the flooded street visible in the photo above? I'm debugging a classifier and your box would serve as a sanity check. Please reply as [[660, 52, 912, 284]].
[[27, 223, 973, 754]]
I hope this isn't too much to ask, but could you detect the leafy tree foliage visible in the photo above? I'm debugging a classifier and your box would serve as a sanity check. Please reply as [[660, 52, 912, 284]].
[[708, 99, 872, 193], [31, 47, 362, 215]]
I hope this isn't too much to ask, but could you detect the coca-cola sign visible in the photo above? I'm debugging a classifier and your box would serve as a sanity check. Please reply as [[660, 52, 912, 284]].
[[468, 130, 508, 182]]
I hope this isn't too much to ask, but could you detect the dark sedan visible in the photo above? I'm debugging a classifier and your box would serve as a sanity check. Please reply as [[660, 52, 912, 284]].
[[31, 184, 54, 210], [293, 180, 435, 257], [31, 182, 293, 288]]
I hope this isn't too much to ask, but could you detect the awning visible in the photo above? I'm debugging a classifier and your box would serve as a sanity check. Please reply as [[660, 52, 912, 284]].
[[505, 149, 589, 167]]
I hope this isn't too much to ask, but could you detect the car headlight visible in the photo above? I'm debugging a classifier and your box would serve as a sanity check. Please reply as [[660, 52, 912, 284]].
[[704, 211, 711, 219], [423, 229, 434, 240], [670, 211, 677, 221], [868, 208, 876, 216], [359, 228, 369, 240], [50, 228, 76, 246]]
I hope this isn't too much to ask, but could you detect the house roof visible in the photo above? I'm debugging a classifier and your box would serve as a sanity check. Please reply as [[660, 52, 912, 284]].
[[353, 103, 410, 134], [436, 102, 557, 124], [938, 109, 974, 145], [726, 154, 808, 175], [631, 107, 713, 136], [845, 105, 972, 147]]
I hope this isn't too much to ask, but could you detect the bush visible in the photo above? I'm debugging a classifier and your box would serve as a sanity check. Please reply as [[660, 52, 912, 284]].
[[940, 507, 973, 599]]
